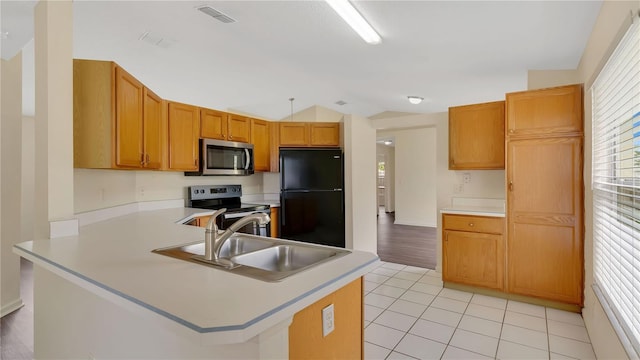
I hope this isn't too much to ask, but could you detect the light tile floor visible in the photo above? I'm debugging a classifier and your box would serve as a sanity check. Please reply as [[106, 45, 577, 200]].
[[364, 261, 596, 360]]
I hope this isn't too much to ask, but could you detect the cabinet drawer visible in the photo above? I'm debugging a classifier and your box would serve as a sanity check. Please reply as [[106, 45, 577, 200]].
[[443, 214, 504, 234]]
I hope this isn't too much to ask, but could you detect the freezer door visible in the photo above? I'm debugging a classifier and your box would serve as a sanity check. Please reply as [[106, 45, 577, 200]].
[[280, 149, 343, 190], [280, 190, 345, 248]]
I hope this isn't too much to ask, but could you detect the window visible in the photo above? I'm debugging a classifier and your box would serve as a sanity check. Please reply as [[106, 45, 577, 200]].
[[592, 16, 640, 357]]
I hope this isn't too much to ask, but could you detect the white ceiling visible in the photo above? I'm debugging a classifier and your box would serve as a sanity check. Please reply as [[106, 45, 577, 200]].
[[2, 0, 602, 120]]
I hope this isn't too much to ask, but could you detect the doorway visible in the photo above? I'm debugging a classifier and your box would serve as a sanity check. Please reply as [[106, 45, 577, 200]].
[[375, 129, 437, 269]]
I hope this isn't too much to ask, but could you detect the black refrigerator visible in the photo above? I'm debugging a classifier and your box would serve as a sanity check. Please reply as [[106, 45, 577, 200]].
[[279, 148, 345, 248]]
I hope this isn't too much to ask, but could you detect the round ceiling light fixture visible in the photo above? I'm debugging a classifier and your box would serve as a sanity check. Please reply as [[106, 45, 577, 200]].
[[407, 96, 424, 105]]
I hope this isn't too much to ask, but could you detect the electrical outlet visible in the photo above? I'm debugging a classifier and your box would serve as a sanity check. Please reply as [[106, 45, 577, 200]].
[[462, 173, 471, 184], [454, 183, 464, 193], [322, 304, 335, 337]]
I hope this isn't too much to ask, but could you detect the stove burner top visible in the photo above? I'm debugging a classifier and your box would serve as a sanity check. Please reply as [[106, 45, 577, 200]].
[[187, 185, 269, 214]]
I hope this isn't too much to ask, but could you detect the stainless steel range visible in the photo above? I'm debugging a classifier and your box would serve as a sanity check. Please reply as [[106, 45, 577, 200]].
[[187, 185, 270, 237]]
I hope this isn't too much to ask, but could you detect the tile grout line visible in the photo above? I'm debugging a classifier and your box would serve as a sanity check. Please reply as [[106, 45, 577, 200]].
[[383, 273, 440, 359], [366, 264, 595, 360]]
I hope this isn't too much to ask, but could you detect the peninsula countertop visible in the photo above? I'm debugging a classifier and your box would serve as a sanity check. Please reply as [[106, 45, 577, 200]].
[[14, 207, 377, 345]]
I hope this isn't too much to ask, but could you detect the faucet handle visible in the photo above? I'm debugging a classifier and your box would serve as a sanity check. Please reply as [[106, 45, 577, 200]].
[[205, 208, 226, 232]]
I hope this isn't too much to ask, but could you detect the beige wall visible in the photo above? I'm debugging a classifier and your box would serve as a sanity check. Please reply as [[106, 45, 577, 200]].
[[280, 105, 344, 123], [22, 116, 35, 243], [390, 128, 437, 227], [74, 170, 266, 213], [575, 1, 639, 359], [344, 114, 377, 253], [527, 70, 580, 90], [1, 53, 24, 316], [34, 0, 74, 239]]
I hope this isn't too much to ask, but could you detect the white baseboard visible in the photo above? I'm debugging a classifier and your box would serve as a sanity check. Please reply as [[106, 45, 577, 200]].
[[1, 298, 24, 318]]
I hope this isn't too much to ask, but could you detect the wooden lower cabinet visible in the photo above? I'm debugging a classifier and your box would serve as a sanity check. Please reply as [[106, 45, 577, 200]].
[[184, 216, 211, 227], [442, 215, 504, 291], [270, 207, 279, 238], [506, 136, 583, 305], [289, 278, 363, 359]]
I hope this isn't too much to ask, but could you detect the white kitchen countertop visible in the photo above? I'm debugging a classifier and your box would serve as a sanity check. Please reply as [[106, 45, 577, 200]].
[[440, 197, 506, 217], [440, 205, 505, 217], [14, 207, 377, 345], [242, 193, 280, 207]]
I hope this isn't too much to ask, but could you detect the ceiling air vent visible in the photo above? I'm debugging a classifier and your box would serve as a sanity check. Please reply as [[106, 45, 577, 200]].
[[197, 6, 236, 23]]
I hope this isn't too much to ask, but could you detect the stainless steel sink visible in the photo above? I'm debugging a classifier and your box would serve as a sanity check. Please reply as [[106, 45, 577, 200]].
[[231, 244, 341, 272], [152, 234, 350, 281]]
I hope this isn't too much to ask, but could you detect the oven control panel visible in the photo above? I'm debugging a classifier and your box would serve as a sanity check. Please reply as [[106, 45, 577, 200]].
[[188, 185, 242, 201]]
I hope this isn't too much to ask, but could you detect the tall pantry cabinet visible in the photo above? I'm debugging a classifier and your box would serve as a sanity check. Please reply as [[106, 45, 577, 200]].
[[505, 84, 584, 306]]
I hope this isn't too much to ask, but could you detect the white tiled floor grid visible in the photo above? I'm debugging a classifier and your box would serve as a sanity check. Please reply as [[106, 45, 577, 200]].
[[364, 262, 596, 360]]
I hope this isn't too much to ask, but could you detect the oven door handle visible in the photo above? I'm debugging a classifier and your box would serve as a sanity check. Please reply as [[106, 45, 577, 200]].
[[222, 210, 270, 220]]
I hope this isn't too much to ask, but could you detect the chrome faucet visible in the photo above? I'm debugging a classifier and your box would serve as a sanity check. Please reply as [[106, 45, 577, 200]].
[[202, 209, 271, 266], [203, 208, 227, 262]]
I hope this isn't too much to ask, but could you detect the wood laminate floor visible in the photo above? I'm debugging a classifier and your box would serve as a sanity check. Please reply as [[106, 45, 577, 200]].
[[0, 258, 34, 360], [377, 208, 437, 270]]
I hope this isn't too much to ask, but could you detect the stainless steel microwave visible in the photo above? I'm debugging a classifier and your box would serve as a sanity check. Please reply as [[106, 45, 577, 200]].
[[185, 139, 254, 176]]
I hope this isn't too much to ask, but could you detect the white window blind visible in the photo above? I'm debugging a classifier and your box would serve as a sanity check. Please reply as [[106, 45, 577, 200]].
[[592, 14, 640, 357]]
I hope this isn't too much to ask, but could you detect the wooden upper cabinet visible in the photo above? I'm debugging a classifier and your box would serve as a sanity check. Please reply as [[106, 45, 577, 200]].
[[449, 101, 505, 170], [506, 84, 583, 137], [227, 114, 251, 143], [73, 59, 165, 170], [251, 119, 270, 172], [279, 122, 309, 146], [279, 122, 341, 147], [114, 66, 144, 168], [310, 123, 340, 147], [200, 108, 227, 140], [142, 88, 164, 169], [167, 102, 200, 171]]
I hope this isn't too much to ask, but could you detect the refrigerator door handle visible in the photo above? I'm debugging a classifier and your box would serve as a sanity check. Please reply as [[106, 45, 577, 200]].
[[333, 188, 342, 191], [281, 198, 285, 226]]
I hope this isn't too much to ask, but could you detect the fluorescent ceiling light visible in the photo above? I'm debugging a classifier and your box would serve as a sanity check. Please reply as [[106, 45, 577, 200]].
[[325, 0, 381, 45]]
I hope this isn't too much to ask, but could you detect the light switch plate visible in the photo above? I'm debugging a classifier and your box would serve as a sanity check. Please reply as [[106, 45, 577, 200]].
[[322, 304, 335, 337]]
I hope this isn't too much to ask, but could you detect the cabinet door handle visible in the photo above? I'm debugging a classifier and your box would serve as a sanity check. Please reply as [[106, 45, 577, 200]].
[[468, 223, 474, 227], [140, 153, 145, 166], [509, 181, 514, 191], [194, 159, 198, 167]]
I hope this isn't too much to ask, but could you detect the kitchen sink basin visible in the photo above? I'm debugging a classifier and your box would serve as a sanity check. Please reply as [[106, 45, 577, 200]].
[[231, 245, 340, 272], [152, 234, 350, 281], [152, 234, 275, 260]]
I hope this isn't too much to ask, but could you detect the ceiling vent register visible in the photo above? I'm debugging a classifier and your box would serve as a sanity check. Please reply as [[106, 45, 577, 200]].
[[197, 6, 236, 24]]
